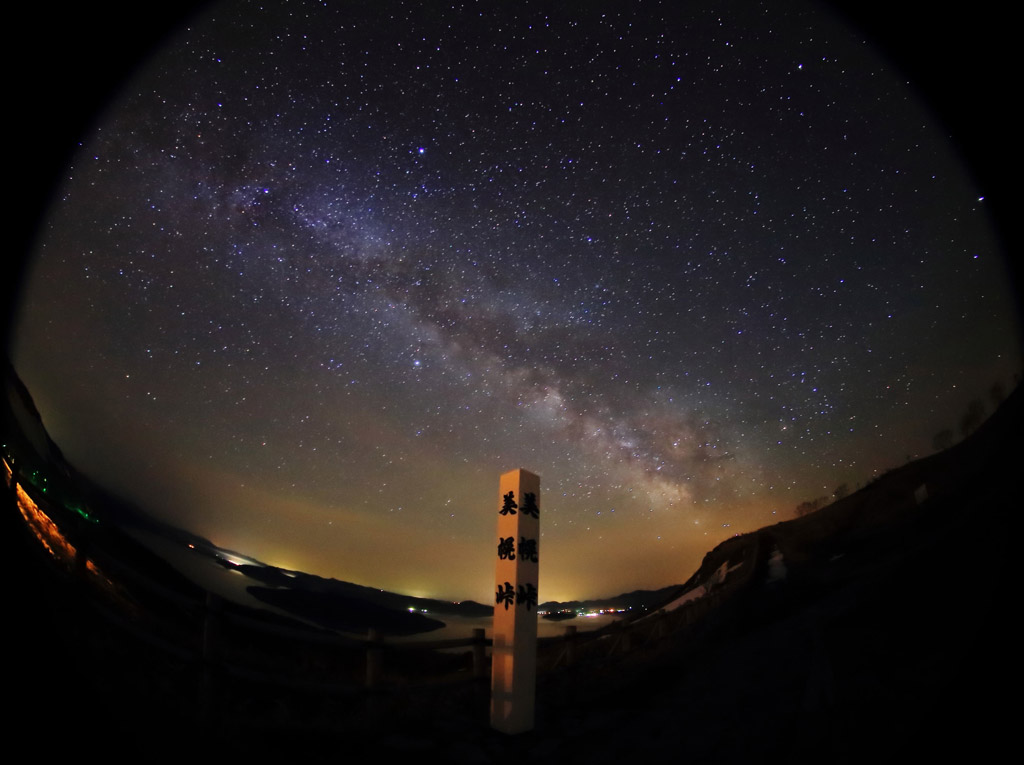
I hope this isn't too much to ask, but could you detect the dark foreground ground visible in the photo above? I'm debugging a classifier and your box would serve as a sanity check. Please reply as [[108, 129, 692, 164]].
[[6, 392, 1019, 763]]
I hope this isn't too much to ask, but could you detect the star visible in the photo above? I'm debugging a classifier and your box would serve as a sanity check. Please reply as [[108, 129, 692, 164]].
[[8, 0, 1020, 603]]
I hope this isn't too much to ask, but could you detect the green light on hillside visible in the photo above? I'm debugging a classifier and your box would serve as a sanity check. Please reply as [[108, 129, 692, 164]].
[[67, 504, 98, 524]]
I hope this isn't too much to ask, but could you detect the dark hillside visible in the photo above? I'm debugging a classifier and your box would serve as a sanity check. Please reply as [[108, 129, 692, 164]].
[[3, 380, 1019, 761], [505, 384, 1020, 763], [587, 385, 1020, 762]]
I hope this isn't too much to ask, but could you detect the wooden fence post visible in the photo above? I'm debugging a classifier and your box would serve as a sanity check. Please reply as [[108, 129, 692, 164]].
[[200, 591, 222, 717], [564, 625, 577, 667], [366, 628, 382, 689], [472, 627, 487, 679], [203, 592, 222, 663]]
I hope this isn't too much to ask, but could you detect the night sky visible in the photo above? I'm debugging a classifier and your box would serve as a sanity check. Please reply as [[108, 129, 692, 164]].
[[9, 1, 1021, 602]]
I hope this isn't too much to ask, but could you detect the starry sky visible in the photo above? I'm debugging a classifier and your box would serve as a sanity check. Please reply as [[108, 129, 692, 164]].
[[8, 0, 1021, 602]]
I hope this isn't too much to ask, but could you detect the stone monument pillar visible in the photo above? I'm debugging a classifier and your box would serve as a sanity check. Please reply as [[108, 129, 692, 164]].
[[490, 468, 540, 734]]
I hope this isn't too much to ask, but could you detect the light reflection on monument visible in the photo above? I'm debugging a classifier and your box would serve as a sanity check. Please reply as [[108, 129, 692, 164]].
[[491, 468, 540, 734]]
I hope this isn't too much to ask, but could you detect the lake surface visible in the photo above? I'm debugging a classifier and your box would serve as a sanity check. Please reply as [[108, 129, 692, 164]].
[[387, 611, 623, 645], [128, 527, 623, 641]]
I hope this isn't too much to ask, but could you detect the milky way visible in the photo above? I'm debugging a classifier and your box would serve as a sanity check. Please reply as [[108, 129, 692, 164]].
[[11, 0, 1020, 600]]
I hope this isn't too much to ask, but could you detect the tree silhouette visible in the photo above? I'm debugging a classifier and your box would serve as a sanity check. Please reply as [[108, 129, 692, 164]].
[[932, 429, 953, 452], [795, 495, 830, 517], [990, 381, 1006, 408], [959, 398, 985, 438]]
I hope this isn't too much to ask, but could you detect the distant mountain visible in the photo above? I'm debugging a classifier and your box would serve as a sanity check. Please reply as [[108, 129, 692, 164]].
[[3, 359, 685, 632], [13, 355, 1017, 643], [218, 558, 491, 635], [547, 379, 1024, 623], [2, 361, 489, 630], [539, 585, 684, 616], [247, 583, 447, 636], [231, 560, 491, 616]]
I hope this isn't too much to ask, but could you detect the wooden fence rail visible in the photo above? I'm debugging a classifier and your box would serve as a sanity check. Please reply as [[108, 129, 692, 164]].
[[9, 466, 754, 718]]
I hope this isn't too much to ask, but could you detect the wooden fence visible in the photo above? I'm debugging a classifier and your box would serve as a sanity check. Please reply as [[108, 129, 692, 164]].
[[8, 464, 760, 731]]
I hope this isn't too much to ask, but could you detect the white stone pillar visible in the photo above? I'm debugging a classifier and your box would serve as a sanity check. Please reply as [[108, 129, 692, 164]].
[[490, 468, 540, 734]]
